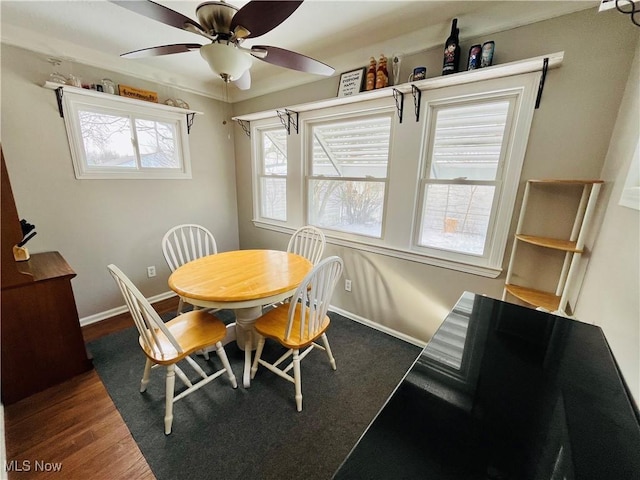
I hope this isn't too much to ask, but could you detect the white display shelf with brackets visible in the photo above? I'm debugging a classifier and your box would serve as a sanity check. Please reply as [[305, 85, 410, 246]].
[[233, 51, 563, 123], [43, 81, 204, 118]]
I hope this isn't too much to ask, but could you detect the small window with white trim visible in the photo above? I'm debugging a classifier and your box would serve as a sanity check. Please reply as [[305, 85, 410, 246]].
[[62, 91, 192, 179]]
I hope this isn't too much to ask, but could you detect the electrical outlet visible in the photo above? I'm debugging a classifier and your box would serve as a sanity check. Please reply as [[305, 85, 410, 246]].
[[147, 266, 156, 278], [345, 279, 352, 292]]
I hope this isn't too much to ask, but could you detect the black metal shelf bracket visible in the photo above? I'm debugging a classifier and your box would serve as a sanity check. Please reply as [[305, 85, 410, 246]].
[[277, 108, 299, 135], [411, 85, 422, 122], [186, 113, 195, 134], [237, 119, 250, 137], [392, 88, 404, 123], [535, 57, 549, 109], [55, 87, 64, 118]]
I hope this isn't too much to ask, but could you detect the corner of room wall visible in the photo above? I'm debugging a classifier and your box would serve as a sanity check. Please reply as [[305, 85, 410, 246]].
[[573, 35, 640, 405]]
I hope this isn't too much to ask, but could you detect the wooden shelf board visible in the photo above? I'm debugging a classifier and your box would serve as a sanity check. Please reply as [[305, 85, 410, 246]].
[[504, 284, 560, 311], [515, 234, 582, 252]]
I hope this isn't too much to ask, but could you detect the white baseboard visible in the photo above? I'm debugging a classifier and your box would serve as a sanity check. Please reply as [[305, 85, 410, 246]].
[[329, 305, 427, 348], [79, 291, 177, 327]]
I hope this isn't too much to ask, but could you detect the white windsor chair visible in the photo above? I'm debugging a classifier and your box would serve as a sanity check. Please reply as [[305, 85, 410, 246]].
[[107, 264, 237, 434], [250, 256, 344, 412]]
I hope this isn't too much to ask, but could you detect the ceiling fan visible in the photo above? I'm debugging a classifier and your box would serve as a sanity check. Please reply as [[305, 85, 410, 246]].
[[110, 0, 335, 90]]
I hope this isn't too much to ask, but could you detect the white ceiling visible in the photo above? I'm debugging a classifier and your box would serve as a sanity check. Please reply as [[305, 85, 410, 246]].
[[1, 1, 598, 103]]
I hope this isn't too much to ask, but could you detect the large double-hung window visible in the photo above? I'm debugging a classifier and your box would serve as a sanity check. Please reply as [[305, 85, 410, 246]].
[[248, 70, 540, 276], [307, 113, 392, 238], [417, 95, 515, 263]]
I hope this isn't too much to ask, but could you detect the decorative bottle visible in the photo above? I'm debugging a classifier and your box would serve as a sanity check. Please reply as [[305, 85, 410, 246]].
[[375, 54, 389, 89], [365, 57, 377, 91], [442, 18, 461, 75]]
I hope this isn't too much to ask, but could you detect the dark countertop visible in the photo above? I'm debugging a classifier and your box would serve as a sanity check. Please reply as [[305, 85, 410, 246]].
[[333, 292, 640, 479]]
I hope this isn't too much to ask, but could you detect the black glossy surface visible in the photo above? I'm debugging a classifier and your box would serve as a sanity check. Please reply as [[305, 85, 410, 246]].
[[333, 292, 640, 480]]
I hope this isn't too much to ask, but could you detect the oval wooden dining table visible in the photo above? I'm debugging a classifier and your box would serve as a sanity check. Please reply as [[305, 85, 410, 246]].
[[168, 249, 313, 387]]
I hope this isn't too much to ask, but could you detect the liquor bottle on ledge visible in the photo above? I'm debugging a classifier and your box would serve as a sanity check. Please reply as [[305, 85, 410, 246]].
[[442, 18, 461, 75]]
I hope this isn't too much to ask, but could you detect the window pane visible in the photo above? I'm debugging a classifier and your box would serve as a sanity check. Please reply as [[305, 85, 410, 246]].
[[79, 110, 135, 167], [309, 179, 384, 237], [259, 127, 287, 221], [311, 116, 391, 178], [263, 129, 287, 175], [135, 119, 179, 168], [419, 184, 495, 255], [260, 177, 287, 221], [430, 101, 509, 181]]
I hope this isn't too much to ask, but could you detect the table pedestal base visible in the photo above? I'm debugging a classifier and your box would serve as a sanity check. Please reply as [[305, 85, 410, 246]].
[[201, 306, 262, 388], [234, 306, 262, 388]]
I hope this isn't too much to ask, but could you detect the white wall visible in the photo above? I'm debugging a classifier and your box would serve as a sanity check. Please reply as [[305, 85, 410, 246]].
[[1, 44, 240, 320], [232, 8, 639, 389], [575, 38, 640, 403]]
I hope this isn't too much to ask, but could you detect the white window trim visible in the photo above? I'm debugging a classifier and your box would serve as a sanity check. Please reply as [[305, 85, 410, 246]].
[[252, 120, 291, 226], [46, 83, 200, 180], [244, 54, 559, 278], [411, 77, 539, 272]]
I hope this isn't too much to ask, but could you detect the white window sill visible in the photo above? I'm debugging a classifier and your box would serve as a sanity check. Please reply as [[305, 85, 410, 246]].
[[253, 220, 502, 278]]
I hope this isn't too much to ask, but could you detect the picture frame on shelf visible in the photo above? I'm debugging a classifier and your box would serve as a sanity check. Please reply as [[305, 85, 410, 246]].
[[337, 68, 365, 97]]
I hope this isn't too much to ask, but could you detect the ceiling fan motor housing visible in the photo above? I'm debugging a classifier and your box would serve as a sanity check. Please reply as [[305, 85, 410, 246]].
[[195, 1, 238, 36]]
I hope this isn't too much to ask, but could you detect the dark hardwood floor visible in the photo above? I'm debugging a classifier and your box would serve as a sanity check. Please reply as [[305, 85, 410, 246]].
[[3, 297, 179, 480]]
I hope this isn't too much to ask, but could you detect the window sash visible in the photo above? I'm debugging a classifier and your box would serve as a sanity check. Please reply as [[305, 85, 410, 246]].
[[62, 91, 191, 179], [415, 93, 518, 262], [306, 109, 393, 239], [256, 126, 288, 222]]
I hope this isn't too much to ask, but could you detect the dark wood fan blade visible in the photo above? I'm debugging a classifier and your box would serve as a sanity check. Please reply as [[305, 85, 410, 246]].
[[110, 0, 203, 32], [121, 44, 203, 59], [251, 45, 334, 76], [234, 70, 251, 90], [231, 1, 303, 38]]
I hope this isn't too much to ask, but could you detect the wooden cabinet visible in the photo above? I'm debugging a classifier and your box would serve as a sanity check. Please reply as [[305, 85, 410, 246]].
[[1, 147, 92, 405], [502, 179, 603, 314], [1, 252, 93, 404]]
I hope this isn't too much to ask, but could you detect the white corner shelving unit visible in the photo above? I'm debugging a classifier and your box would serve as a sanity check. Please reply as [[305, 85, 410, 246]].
[[503, 179, 603, 314]]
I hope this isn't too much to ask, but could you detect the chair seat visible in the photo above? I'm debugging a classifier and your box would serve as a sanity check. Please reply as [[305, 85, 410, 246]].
[[255, 303, 330, 350], [139, 310, 227, 365]]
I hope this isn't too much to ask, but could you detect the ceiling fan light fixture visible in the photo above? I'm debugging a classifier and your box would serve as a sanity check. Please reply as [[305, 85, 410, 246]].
[[200, 43, 252, 81]]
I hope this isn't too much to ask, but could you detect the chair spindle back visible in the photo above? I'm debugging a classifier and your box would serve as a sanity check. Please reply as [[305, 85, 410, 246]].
[[162, 224, 217, 272], [285, 256, 343, 341], [287, 226, 326, 265]]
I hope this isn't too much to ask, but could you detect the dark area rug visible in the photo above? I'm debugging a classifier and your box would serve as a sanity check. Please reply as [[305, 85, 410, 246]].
[[87, 311, 421, 480]]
